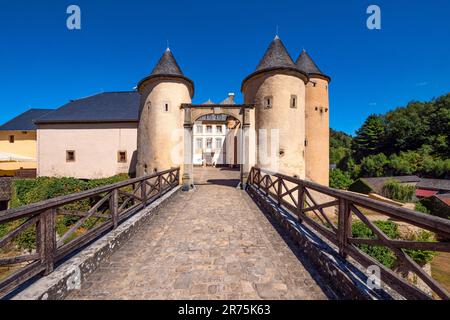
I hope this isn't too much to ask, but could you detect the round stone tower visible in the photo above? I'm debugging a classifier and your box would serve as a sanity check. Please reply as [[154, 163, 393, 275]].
[[296, 50, 331, 186], [136, 48, 194, 177], [241, 36, 308, 178]]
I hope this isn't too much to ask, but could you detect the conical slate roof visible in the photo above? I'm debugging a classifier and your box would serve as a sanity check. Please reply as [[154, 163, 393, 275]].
[[151, 48, 184, 76], [138, 48, 194, 97], [255, 36, 296, 71], [296, 50, 329, 80]]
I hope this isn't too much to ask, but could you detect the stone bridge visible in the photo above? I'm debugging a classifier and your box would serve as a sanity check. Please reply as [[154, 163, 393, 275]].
[[1, 167, 450, 300]]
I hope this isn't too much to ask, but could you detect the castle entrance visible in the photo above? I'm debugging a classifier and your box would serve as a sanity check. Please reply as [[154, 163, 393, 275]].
[[181, 103, 254, 190]]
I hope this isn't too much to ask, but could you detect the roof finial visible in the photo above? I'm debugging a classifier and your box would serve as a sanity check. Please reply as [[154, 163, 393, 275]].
[[275, 25, 279, 39], [166, 39, 170, 51]]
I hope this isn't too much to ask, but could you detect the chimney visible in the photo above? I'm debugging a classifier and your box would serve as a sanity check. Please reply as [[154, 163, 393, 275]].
[[228, 92, 235, 104]]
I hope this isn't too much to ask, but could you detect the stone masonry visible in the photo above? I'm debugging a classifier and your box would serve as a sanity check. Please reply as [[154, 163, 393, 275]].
[[67, 169, 335, 300]]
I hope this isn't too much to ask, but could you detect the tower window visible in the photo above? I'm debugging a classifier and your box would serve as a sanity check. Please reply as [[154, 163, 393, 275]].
[[264, 96, 273, 109], [206, 125, 213, 133], [216, 125, 223, 134], [8, 135, 14, 143], [163, 101, 170, 112], [118, 151, 127, 163], [196, 125, 203, 134], [290, 95, 298, 108], [66, 150, 76, 162]]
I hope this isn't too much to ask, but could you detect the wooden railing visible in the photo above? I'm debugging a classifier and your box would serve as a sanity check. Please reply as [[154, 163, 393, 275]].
[[0, 168, 180, 298], [247, 167, 450, 300]]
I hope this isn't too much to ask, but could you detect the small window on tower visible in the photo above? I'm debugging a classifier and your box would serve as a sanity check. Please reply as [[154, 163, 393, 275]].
[[264, 96, 273, 109], [8, 135, 14, 143], [118, 151, 127, 163], [66, 150, 76, 162], [163, 101, 170, 112], [290, 95, 298, 108]]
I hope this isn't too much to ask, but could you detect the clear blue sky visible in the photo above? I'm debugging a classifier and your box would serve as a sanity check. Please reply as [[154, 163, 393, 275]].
[[1, 0, 449, 135]]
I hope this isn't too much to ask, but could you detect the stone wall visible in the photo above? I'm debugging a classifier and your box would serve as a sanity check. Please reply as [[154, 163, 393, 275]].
[[0, 177, 12, 202]]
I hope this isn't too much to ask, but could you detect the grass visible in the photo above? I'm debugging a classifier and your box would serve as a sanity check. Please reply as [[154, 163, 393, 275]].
[[431, 251, 450, 294]]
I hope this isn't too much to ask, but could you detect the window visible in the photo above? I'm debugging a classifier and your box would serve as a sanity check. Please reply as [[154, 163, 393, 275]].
[[264, 96, 273, 109], [215, 138, 222, 149], [196, 125, 203, 134], [163, 101, 170, 112], [206, 138, 212, 149], [206, 125, 213, 134], [196, 138, 203, 149], [66, 150, 75, 162], [118, 151, 127, 163], [216, 125, 223, 134], [290, 95, 298, 108], [8, 135, 14, 143]]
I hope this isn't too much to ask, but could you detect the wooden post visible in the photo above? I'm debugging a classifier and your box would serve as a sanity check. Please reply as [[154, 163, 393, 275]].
[[141, 180, 147, 206], [158, 174, 162, 198], [110, 189, 119, 229], [38, 208, 56, 275], [338, 198, 351, 258], [277, 178, 282, 205], [297, 184, 305, 223]]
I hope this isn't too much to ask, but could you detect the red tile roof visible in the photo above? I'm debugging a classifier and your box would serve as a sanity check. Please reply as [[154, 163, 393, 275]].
[[416, 189, 438, 198]]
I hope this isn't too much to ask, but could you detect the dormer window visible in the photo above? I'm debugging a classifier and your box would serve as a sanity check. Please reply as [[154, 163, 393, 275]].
[[264, 96, 273, 109], [290, 95, 298, 108]]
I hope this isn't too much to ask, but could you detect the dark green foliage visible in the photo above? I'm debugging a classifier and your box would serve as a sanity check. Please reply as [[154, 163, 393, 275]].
[[329, 169, 353, 190], [331, 93, 450, 190], [359, 153, 389, 177], [4, 174, 130, 251], [330, 129, 353, 165], [352, 221, 399, 268], [353, 114, 386, 160], [404, 231, 436, 265], [381, 180, 415, 202], [415, 201, 430, 214], [352, 220, 437, 267]]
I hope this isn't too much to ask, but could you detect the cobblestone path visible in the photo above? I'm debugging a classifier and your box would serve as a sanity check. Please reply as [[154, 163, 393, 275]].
[[68, 174, 334, 300]]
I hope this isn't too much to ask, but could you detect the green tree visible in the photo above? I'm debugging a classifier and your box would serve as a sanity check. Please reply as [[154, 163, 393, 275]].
[[353, 114, 386, 160], [329, 169, 353, 190], [359, 153, 389, 177]]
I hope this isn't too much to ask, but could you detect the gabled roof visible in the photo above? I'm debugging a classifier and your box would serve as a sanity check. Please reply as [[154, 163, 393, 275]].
[[296, 50, 330, 81], [35, 92, 140, 124], [435, 193, 450, 206], [358, 176, 421, 194], [255, 36, 296, 71], [151, 48, 184, 76], [417, 179, 450, 192], [0, 109, 54, 131]]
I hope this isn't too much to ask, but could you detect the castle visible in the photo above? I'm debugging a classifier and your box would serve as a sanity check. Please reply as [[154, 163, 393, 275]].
[[136, 35, 330, 188], [0, 36, 330, 187]]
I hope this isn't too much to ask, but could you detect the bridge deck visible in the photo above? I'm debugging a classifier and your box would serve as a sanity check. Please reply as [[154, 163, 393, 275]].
[[67, 170, 333, 300]]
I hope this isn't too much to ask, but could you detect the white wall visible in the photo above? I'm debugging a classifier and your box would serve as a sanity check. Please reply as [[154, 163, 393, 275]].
[[37, 122, 137, 179]]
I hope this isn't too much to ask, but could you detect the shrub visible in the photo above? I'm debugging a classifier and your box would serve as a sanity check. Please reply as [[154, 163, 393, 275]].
[[8, 174, 130, 250], [352, 220, 399, 268], [404, 231, 437, 265], [415, 201, 430, 214], [330, 169, 354, 190], [381, 180, 415, 202]]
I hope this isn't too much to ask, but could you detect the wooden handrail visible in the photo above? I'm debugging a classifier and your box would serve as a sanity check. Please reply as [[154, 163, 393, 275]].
[[247, 167, 450, 300], [0, 168, 180, 298]]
